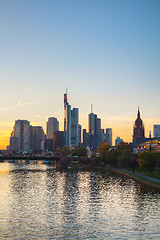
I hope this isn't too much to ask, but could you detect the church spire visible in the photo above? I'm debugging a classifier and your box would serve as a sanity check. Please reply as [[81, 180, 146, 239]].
[[138, 107, 140, 118], [133, 107, 145, 143]]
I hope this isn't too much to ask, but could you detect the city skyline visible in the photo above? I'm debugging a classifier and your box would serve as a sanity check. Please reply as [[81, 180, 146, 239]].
[[0, 0, 160, 149], [1, 93, 159, 150]]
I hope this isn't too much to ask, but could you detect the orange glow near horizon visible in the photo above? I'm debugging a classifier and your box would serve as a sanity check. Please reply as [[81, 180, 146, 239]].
[[0, 117, 157, 150], [0, 132, 10, 150]]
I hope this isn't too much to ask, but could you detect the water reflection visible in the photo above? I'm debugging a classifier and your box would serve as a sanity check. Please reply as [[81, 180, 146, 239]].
[[0, 163, 160, 239]]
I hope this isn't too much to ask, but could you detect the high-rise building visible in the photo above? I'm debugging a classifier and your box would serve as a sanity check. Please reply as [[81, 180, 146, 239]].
[[64, 93, 67, 132], [88, 109, 101, 149], [101, 129, 105, 144], [133, 108, 145, 144], [96, 118, 101, 145], [89, 112, 96, 149], [66, 104, 71, 146], [46, 117, 59, 140], [9, 137, 19, 153], [83, 129, 87, 146], [153, 125, 160, 138], [64, 92, 81, 147], [54, 131, 65, 149], [105, 128, 112, 146], [115, 137, 123, 146], [78, 124, 81, 146], [89, 113, 95, 135], [71, 108, 79, 147], [30, 126, 45, 153], [83, 129, 90, 147], [64, 92, 72, 146], [11, 120, 31, 152], [44, 139, 53, 152]]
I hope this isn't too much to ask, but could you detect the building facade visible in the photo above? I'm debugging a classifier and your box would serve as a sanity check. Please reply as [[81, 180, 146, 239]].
[[30, 126, 45, 153], [133, 108, 145, 144], [9, 137, 19, 153], [64, 93, 71, 146], [46, 117, 59, 140], [88, 112, 102, 149], [105, 128, 112, 146], [83, 129, 90, 147], [64, 92, 80, 148], [78, 124, 81, 146], [54, 131, 65, 149], [153, 125, 160, 138], [10, 120, 31, 152], [101, 129, 105, 144], [71, 108, 79, 147], [115, 137, 123, 146], [137, 140, 160, 152], [96, 118, 102, 145]]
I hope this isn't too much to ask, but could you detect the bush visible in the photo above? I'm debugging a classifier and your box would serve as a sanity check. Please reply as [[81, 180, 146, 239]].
[[138, 151, 159, 172]]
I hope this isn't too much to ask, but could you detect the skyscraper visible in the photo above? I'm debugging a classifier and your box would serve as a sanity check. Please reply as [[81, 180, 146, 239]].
[[153, 125, 160, 138], [89, 112, 96, 149], [78, 124, 81, 146], [64, 91, 81, 147], [54, 131, 65, 149], [30, 126, 45, 153], [133, 108, 145, 144], [115, 137, 123, 146], [71, 108, 79, 147], [105, 128, 112, 146], [83, 129, 87, 147], [96, 118, 101, 145], [101, 129, 105, 144], [64, 92, 71, 146], [89, 113, 95, 136], [46, 117, 59, 139], [88, 109, 101, 149], [9, 137, 19, 153], [11, 120, 31, 152]]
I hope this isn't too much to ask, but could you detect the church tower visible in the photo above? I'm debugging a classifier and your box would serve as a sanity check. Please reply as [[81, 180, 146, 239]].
[[133, 108, 145, 144]]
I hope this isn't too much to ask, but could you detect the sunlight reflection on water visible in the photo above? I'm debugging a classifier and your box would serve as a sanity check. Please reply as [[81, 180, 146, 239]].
[[0, 163, 160, 239]]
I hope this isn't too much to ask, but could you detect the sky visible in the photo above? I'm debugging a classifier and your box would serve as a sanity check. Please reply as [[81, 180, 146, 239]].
[[0, 0, 160, 149]]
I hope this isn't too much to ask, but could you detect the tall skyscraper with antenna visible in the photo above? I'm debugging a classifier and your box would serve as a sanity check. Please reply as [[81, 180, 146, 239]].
[[64, 90, 71, 146], [88, 105, 101, 149], [64, 89, 80, 147]]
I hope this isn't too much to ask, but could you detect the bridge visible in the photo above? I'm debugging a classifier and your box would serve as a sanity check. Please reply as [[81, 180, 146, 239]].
[[0, 152, 96, 170], [55, 151, 96, 169]]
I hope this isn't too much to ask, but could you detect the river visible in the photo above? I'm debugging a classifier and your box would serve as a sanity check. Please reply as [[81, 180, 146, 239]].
[[0, 162, 160, 239]]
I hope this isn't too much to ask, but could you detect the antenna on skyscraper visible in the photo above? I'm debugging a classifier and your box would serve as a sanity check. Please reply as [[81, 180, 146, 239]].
[[66, 84, 68, 94], [91, 104, 93, 113]]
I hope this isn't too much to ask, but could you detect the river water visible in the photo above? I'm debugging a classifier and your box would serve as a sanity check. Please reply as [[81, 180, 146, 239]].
[[0, 162, 160, 239]]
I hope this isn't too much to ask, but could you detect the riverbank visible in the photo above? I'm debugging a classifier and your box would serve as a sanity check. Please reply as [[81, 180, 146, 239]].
[[108, 167, 160, 192]]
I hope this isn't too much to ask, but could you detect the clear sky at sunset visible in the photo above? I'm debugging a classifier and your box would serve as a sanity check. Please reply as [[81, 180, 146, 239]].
[[0, 0, 160, 149]]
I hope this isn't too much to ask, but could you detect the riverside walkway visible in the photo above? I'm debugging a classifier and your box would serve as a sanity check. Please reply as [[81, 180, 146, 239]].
[[119, 169, 160, 185]]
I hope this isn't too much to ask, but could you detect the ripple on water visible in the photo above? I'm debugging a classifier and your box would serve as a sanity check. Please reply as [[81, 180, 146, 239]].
[[0, 163, 160, 239]]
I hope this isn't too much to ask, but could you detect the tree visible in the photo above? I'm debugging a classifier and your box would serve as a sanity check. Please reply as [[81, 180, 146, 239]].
[[107, 148, 119, 167], [128, 153, 138, 172], [138, 151, 158, 172], [61, 146, 72, 157], [72, 147, 87, 157], [116, 141, 133, 168], [157, 152, 160, 168], [98, 143, 110, 164], [116, 141, 132, 152]]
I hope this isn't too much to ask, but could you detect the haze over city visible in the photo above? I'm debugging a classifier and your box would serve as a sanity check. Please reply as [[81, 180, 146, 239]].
[[0, 0, 160, 149]]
